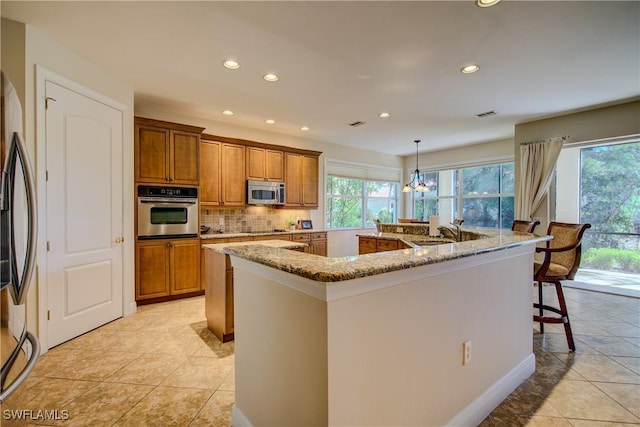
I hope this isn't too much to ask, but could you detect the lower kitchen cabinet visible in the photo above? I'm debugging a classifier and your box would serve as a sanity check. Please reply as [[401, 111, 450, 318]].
[[136, 238, 201, 302], [292, 232, 327, 256], [358, 236, 410, 254]]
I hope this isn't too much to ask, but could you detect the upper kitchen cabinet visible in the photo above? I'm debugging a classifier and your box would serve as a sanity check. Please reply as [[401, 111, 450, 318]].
[[201, 134, 246, 207], [246, 147, 284, 182], [134, 117, 204, 185], [285, 153, 319, 208]]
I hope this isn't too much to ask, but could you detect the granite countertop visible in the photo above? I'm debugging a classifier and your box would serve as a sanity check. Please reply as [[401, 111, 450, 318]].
[[216, 228, 551, 283], [200, 229, 326, 240], [202, 239, 308, 251]]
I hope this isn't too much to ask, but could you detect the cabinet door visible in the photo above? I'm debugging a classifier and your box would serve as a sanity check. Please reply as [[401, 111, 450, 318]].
[[265, 150, 284, 181], [135, 125, 169, 183], [221, 143, 246, 206], [302, 155, 319, 207], [170, 239, 201, 294], [311, 240, 327, 256], [358, 237, 377, 254], [171, 130, 199, 185], [285, 153, 303, 206], [246, 147, 266, 181], [201, 140, 222, 205], [136, 240, 170, 300]]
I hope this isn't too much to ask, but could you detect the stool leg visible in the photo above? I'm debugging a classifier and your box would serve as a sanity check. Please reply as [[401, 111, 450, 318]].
[[537, 281, 544, 334], [554, 281, 575, 352]]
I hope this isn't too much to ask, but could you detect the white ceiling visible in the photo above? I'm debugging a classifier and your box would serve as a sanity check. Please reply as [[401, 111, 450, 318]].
[[2, 1, 639, 156]]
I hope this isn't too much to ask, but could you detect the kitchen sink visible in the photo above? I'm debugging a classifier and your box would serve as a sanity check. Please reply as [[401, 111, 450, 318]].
[[412, 240, 453, 246]]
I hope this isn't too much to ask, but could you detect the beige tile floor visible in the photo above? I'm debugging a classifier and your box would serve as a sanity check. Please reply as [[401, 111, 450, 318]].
[[1, 285, 638, 426]]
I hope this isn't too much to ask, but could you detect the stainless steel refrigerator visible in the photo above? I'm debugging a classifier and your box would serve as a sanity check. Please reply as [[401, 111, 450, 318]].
[[1, 71, 39, 402]]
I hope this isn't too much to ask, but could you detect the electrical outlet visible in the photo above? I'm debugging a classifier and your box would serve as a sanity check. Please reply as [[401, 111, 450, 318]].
[[219, 218, 224, 225], [463, 340, 472, 365], [396, 227, 404, 233]]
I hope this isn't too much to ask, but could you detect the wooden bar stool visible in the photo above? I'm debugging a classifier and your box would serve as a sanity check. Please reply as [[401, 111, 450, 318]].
[[512, 219, 540, 233], [533, 222, 591, 352]]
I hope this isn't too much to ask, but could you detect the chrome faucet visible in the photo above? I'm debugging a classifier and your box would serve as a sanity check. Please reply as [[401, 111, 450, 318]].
[[449, 222, 463, 242]]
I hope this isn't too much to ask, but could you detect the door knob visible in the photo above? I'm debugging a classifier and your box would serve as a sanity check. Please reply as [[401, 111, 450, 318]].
[[114, 237, 124, 243]]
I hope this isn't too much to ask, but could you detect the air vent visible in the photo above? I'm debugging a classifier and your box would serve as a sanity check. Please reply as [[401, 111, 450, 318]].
[[348, 121, 366, 127], [476, 110, 497, 118]]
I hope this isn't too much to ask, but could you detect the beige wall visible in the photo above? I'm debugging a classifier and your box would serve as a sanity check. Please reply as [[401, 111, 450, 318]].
[[514, 100, 640, 230], [2, 18, 135, 343]]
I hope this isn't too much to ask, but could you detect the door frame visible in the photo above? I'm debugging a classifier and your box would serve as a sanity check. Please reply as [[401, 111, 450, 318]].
[[35, 65, 135, 352]]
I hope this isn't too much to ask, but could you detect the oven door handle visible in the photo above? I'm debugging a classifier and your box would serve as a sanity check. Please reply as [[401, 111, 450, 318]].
[[138, 198, 197, 204]]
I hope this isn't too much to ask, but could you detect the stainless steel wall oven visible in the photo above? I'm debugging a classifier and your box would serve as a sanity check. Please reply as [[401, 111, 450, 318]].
[[137, 185, 198, 239]]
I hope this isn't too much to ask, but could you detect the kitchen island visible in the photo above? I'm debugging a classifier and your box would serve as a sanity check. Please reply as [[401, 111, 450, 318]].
[[202, 239, 307, 342], [213, 228, 550, 427]]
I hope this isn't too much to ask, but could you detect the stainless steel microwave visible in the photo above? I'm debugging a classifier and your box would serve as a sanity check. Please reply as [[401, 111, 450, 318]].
[[247, 180, 285, 205]]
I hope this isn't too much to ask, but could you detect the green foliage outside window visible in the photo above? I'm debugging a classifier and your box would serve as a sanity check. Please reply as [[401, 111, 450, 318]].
[[326, 176, 398, 229], [579, 141, 640, 273]]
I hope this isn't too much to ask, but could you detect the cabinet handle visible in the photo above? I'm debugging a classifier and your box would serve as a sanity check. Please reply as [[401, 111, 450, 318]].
[[167, 242, 173, 248], [114, 237, 124, 244]]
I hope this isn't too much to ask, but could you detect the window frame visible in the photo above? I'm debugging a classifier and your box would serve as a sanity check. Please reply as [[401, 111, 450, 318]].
[[326, 175, 399, 230], [412, 160, 515, 228]]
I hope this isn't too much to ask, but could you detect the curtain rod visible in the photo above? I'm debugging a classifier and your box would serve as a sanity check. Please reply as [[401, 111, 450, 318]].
[[519, 135, 569, 146]]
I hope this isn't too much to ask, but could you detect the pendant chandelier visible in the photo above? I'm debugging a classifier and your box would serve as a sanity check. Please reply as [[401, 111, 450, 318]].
[[402, 140, 429, 192]]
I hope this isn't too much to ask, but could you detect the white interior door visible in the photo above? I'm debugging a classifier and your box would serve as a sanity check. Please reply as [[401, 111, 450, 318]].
[[45, 80, 123, 347]]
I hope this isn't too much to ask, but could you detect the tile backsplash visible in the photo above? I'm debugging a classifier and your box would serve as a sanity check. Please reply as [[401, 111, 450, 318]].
[[201, 207, 311, 233]]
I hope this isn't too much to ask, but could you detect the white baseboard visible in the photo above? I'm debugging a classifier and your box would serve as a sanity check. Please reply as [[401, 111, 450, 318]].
[[232, 404, 253, 427], [446, 353, 536, 427]]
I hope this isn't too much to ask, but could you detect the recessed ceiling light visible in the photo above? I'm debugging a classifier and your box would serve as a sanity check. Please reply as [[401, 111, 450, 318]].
[[222, 59, 240, 70], [265, 119, 276, 125], [263, 73, 279, 82], [460, 64, 480, 74], [476, 0, 500, 7], [222, 110, 234, 116], [301, 126, 310, 131], [379, 112, 391, 118]]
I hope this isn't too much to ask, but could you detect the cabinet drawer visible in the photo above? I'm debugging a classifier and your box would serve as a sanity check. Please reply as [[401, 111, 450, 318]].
[[376, 239, 398, 252], [358, 237, 377, 254], [310, 232, 326, 241], [292, 234, 311, 242]]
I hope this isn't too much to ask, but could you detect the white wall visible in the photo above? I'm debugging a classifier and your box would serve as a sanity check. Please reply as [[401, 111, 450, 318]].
[[514, 100, 640, 231], [2, 18, 135, 340]]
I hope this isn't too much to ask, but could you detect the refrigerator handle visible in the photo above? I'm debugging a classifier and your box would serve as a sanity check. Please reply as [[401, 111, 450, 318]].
[[0, 330, 40, 402], [8, 132, 38, 305]]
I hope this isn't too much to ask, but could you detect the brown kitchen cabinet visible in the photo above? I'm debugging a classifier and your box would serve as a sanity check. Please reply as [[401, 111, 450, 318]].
[[358, 236, 410, 254], [284, 153, 319, 208], [291, 232, 327, 256], [134, 117, 204, 185], [200, 135, 246, 207], [136, 238, 201, 302], [205, 249, 235, 342], [358, 236, 377, 254], [246, 146, 284, 182]]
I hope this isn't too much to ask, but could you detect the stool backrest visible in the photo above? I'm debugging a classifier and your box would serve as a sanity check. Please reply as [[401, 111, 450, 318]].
[[546, 222, 591, 280], [512, 220, 540, 233]]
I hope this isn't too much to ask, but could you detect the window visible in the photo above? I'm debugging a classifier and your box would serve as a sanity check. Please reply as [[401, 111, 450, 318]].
[[326, 176, 398, 229], [413, 162, 514, 228]]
